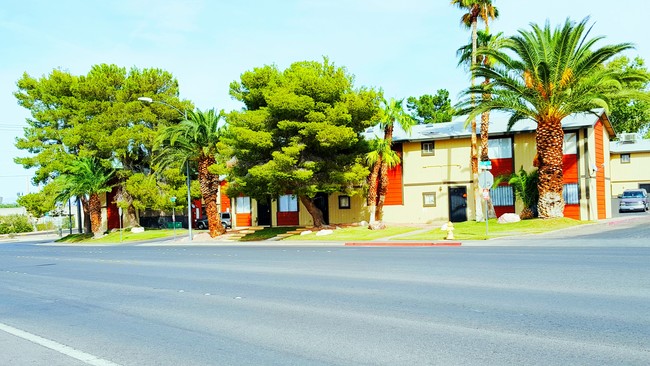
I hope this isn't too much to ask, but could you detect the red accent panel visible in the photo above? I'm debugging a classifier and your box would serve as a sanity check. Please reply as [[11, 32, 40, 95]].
[[490, 158, 513, 181], [494, 205, 515, 217], [277, 212, 299, 226], [106, 187, 120, 230], [236, 213, 251, 227], [386, 144, 403, 205], [563, 154, 578, 183], [564, 204, 580, 220]]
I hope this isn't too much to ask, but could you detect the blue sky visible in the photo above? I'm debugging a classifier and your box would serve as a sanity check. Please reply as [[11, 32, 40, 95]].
[[1, 0, 648, 203]]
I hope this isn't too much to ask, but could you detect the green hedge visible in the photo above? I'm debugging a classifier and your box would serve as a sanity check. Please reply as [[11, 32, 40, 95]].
[[0, 215, 33, 234]]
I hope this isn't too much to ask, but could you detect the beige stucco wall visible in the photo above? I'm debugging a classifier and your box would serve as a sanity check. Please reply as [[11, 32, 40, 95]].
[[610, 151, 650, 196], [382, 138, 474, 223]]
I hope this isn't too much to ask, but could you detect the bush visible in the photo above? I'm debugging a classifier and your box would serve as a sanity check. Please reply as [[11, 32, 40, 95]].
[[0, 214, 33, 234]]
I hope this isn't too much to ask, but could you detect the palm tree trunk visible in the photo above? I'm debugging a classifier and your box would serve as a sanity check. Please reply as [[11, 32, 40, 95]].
[[198, 157, 225, 237], [470, 19, 483, 222], [80, 195, 91, 234], [376, 161, 389, 221], [536, 118, 565, 218], [299, 195, 325, 228], [115, 185, 139, 227], [89, 193, 102, 238], [367, 158, 382, 223]]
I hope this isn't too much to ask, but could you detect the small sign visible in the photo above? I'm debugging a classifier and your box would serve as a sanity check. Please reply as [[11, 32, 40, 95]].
[[482, 188, 490, 200], [479, 160, 492, 170], [478, 171, 494, 189], [170, 196, 177, 203]]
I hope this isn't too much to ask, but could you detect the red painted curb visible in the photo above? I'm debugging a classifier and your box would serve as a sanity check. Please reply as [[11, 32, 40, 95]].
[[345, 242, 462, 247]]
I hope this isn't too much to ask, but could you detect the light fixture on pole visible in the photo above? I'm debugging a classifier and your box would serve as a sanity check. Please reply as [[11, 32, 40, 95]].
[[138, 96, 193, 241]]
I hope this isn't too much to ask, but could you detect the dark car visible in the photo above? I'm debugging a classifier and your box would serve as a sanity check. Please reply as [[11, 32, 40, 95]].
[[618, 189, 649, 213], [197, 212, 232, 229]]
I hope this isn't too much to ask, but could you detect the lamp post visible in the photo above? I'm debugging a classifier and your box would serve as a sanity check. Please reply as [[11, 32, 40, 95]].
[[138, 97, 193, 241]]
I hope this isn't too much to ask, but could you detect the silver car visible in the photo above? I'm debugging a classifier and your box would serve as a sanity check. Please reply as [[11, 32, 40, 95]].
[[619, 189, 649, 213]]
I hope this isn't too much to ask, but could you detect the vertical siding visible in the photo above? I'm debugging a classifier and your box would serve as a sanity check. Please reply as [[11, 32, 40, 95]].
[[595, 120, 606, 219], [385, 144, 403, 205]]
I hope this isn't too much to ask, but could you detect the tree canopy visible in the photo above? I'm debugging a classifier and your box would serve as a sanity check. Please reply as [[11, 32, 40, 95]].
[[225, 58, 382, 226], [605, 56, 650, 137], [406, 90, 455, 123]]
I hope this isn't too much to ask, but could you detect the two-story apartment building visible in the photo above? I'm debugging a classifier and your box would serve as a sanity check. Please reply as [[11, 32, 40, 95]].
[[609, 137, 650, 195]]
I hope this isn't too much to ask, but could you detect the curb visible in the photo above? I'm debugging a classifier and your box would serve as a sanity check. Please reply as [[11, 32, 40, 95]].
[[345, 241, 461, 247]]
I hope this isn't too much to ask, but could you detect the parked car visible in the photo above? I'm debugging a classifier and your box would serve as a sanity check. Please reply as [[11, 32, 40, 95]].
[[618, 189, 649, 213], [196, 212, 232, 229]]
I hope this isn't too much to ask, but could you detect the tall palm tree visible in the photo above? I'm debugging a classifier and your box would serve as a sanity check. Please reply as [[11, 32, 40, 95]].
[[452, 0, 497, 221], [458, 18, 648, 218], [366, 137, 401, 223], [367, 98, 416, 223], [154, 109, 226, 237], [56, 157, 115, 238], [458, 30, 505, 160]]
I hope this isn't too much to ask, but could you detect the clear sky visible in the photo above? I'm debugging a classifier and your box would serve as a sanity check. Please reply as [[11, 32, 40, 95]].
[[1, 0, 648, 204]]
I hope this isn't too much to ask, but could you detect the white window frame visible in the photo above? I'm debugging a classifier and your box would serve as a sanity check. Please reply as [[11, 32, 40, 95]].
[[422, 192, 436, 207], [236, 196, 251, 213], [488, 137, 512, 159], [278, 194, 298, 212]]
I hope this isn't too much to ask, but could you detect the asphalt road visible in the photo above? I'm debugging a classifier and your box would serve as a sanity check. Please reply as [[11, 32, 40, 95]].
[[1, 218, 649, 365]]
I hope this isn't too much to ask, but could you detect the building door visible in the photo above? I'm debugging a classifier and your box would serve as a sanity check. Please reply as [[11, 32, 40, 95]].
[[448, 186, 468, 222], [639, 183, 650, 193], [256, 196, 272, 226], [313, 193, 329, 225]]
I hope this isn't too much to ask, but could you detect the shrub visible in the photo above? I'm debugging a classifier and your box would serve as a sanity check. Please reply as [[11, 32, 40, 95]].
[[0, 214, 33, 234]]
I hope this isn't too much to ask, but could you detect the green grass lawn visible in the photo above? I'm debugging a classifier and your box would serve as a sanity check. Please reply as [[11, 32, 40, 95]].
[[282, 225, 421, 241], [397, 218, 590, 241], [57, 228, 187, 244], [239, 227, 298, 242]]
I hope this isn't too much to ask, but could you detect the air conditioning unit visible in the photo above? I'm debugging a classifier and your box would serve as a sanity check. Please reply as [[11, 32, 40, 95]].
[[619, 133, 637, 143]]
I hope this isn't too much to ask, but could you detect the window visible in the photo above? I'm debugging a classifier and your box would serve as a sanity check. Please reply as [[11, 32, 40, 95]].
[[422, 192, 436, 207], [338, 195, 351, 209], [421, 141, 435, 156], [621, 153, 631, 164], [278, 194, 298, 212], [490, 186, 514, 206], [564, 133, 577, 154], [563, 184, 580, 204], [488, 138, 512, 159], [235, 196, 251, 213]]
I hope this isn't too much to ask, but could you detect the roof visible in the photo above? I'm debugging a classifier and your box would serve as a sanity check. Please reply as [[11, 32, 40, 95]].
[[363, 109, 613, 142], [610, 139, 650, 153]]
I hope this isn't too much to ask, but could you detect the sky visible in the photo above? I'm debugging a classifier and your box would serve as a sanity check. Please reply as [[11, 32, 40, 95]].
[[1, 0, 648, 204]]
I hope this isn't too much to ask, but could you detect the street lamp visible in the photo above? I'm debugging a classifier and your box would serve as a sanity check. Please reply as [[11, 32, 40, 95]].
[[138, 96, 193, 241]]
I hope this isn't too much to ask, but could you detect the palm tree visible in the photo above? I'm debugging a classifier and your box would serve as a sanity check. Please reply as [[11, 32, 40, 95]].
[[457, 30, 505, 160], [507, 167, 539, 219], [154, 109, 226, 237], [367, 98, 416, 223], [366, 137, 401, 223], [56, 157, 115, 238], [452, 0, 498, 221], [458, 18, 648, 218]]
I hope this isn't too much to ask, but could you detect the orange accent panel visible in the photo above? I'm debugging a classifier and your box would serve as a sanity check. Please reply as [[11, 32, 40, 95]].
[[277, 212, 299, 226], [236, 213, 251, 227], [386, 144, 403, 206], [563, 154, 578, 183], [595, 120, 606, 219], [564, 204, 580, 220], [220, 181, 231, 213]]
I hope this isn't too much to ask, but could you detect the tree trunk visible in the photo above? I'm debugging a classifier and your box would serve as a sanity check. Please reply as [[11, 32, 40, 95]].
[[89, 193, 103, 238], [480, 79, 491, 162], [536, 118, 565, 218], [469, 19, 483, 222], [80, 195, 91, 234], [114, 185, 139, 227], [376, 160, 389, 222], [299, 195, 325, 228], [367, 158, 382, 223], [198, 157, 225, 237]]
